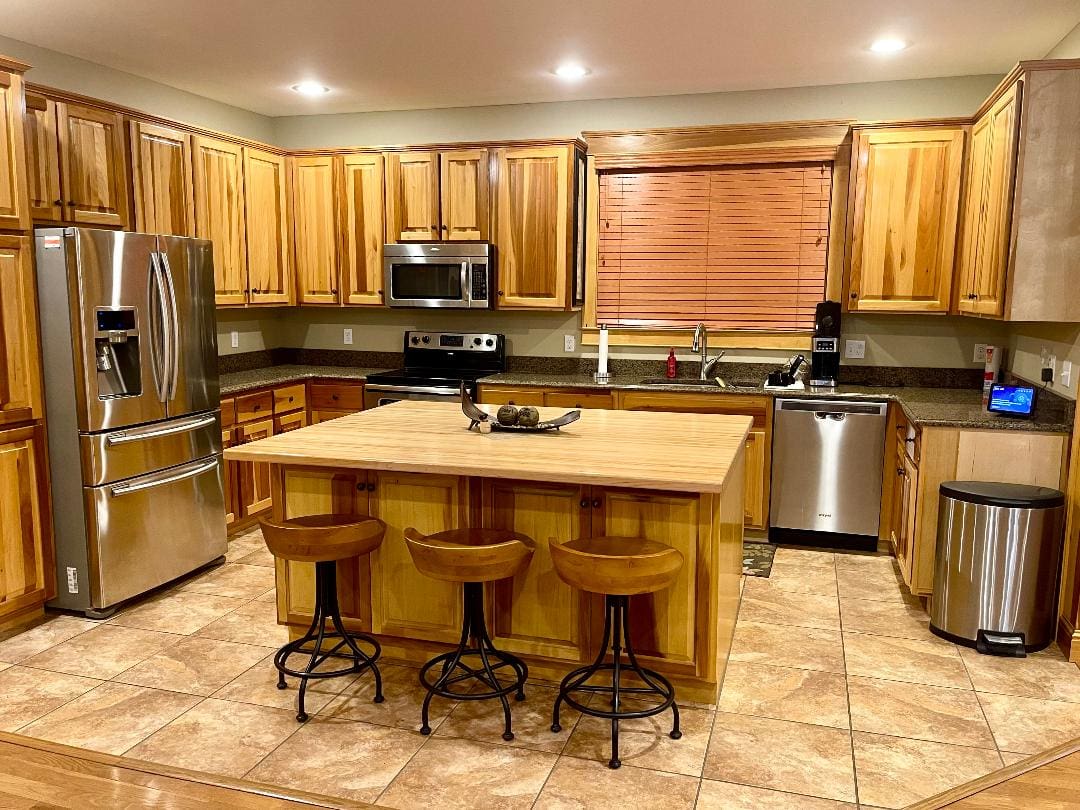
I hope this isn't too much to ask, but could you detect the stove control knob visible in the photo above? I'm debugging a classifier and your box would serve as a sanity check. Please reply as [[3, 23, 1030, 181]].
[[485, 338, 494, 347], [421, 335, 431, 344], [473, 337, 482, 346], [410, 336, 420, 345]]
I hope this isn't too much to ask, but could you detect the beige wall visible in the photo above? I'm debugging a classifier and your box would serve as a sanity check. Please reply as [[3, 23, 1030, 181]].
[[1046, 21, 1080, 58], [271, 74, 1001, 148], [1008, 323, 1080, 399], [0, 35, 274, 142]]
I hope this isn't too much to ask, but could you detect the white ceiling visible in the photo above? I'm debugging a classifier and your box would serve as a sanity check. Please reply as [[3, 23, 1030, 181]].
[[3, 0, 1079, 117]]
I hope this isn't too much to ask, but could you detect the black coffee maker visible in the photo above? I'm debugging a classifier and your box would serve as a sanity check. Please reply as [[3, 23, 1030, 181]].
[[809, 301, 841, 388]]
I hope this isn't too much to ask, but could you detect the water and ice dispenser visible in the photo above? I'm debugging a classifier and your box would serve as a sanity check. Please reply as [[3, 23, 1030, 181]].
[[93, 307, 142, 398]]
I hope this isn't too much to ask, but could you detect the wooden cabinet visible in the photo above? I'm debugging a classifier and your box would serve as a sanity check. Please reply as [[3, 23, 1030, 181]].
[[192, 136, 248, 306], [385, 151, 439, 242], [23, 93, 62, 223], [291, 155, 339, 304], [743, 429, 767, 529], [237, 418, 274, 517], [0, 423, 52, 625], [340, 153, 385, 305], [0, 235, 42, 427], [543, 390, 615, 409], [477, 385, 545, 407], [275, 410, 307, 434], [0, 67, 29, 232], [129, 121, 194, 236], [494, 145, 573, 309], [222, 428, 238, 529], [243, 147, 292, 305], [439, 148, 490, 240], [308, 381, 364, 412], [56, 102, 129, 228], [846, 126, 965, 313], [957, 82, 1021, 317]]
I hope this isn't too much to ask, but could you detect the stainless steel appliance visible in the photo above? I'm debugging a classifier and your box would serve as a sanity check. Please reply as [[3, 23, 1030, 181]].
[[930, 482, 1065, 654], [384, 243, 494, 308], [35, 227, 226, 617], [809, 301, 842, 388], [363, 330, 505, 409], [770, 397, 888, 549]]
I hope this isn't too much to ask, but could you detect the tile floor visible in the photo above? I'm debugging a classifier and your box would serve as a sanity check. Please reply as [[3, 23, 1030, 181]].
[[1, 531, 1079, 808]]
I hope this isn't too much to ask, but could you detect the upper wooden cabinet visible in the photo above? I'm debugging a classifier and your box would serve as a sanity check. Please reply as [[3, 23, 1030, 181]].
[[0, 67, 30, 232], [340, 153, 385, 305], [56, 102, 129, 228], [385, 151, 439, 242], [494, 145, 574, 309], [0, 235, 42, 427], [439, 148, 490, 240], [192, 135, 248, 306], [956, 82, 1020, 318], [23, 93, 62, 223], [291, 155, 339, 305], [129, 120, 195, 236], [846, 125, 965, 313], [243, 147, 292, 305]]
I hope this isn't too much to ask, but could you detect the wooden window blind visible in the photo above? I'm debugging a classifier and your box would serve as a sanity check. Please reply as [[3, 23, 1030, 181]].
[[597, 162, 831, 331]]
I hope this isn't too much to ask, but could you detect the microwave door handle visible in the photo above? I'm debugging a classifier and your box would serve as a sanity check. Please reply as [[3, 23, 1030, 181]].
[[147, 253, 168, 403], [159, 252, 180, 401]]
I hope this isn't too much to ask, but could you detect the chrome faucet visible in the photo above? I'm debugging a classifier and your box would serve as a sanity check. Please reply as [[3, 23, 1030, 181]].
[[691, 323, 725, 380]]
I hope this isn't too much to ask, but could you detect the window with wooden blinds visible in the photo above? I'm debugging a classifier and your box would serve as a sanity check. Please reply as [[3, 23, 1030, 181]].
[[597, 162, 831, 331]]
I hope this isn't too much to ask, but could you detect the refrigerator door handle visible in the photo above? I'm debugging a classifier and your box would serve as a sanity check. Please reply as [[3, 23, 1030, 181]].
[[158, 251, 181, 401], [147, 252, 168, 403], [109, 457, 218, 498], [105, 413, 218, 446]]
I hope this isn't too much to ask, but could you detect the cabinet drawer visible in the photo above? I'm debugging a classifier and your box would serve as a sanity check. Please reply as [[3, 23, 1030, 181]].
[[477, 386, 545, 406], [309, 382, 364, 411], [221, 398, 236, 429], [543, 390, 614, 409], [274, 384, 306, 414], [236, 391, 273, 423]]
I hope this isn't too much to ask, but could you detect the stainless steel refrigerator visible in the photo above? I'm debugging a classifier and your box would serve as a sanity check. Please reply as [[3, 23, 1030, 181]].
[[35, 227, 227, 617]]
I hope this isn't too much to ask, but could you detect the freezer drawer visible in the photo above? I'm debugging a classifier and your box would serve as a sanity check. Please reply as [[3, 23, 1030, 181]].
[[80, 410, 221, 486], [83, 455, 227, 609]]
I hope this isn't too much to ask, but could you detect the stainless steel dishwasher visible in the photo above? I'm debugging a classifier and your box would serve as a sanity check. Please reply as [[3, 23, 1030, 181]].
[[769, 398, 888, 549]]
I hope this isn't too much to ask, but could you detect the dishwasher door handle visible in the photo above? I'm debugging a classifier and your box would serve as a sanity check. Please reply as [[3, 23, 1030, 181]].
[[813, 412, 847, 421]]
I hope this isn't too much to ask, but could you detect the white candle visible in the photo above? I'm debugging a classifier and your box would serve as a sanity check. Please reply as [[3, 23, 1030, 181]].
[[598, 325, 609, 376]]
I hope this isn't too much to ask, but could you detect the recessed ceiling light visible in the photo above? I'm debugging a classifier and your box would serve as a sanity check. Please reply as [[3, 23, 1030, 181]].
[[291, 81, 331, 96], [553, 63, 590, 80], [869, 38, 908, 54]]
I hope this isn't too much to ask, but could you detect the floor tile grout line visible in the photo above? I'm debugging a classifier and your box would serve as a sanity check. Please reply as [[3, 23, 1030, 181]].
[[837, 553, 862, 809]]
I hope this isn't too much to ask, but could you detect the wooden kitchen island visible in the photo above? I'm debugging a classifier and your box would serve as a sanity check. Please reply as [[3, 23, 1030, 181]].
[[225, 401, 750, 702]]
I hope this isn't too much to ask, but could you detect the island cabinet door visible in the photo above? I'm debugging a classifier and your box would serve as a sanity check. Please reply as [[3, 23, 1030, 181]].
[[590, 488, 706, 678], [367, 472, 466, 643], [483, 480, 591, 662], [276, 467, 371, 630]]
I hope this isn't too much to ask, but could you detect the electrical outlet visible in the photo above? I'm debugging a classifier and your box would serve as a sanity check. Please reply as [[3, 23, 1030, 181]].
[[973, 343, 988, 363], [1061, 360, 1073, 389], [1048, 354, 1057, 383], [230, 331, 239, 349], [343, 327, 353, 345], [564, 334, 576, 352], [844, 339, 865, 359]]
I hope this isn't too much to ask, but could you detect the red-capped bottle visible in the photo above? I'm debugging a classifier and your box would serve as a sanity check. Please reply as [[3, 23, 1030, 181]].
[[666, 348, 678, 379]]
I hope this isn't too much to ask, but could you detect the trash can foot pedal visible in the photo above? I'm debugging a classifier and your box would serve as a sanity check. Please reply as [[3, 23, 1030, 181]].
[[976, 630, 1027, 658]]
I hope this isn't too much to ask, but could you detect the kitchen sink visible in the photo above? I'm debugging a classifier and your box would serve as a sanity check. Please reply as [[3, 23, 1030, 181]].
[[638, 378, 760, 391]]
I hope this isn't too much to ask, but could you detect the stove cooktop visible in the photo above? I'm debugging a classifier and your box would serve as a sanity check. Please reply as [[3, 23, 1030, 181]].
[[364, 369, 495, 388]]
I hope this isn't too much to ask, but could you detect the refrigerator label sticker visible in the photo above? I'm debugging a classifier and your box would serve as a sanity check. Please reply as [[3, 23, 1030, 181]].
[[41, 236, 63, 249]]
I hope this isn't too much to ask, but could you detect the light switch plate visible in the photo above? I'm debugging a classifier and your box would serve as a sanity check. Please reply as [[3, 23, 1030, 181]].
[[844, 339, 865, 359], [230, 331, 239, 349], [343, 328, 353, 345], [1061, 360, 1073, 389], [973, 343, 988, 363], [564, 334, 575, 352]]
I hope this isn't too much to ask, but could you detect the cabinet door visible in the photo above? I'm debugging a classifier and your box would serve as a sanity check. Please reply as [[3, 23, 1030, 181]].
[[439, 148, 489, 240], [543, 391, 614, 409], [385, 151, 439, 242], [310, 408, 355, 424], [192, 136, 248, 305], [0, 236, 43, 427], [290, 156, 339, 304], [958, 83, 1021, 317], [238, 418, 274, 517], [593, 489, 705, 674], [898, 453, 919, 588], [129, 121, 194, 237], [368, 472, 464, 643], [847, 127, 964, 313], [476, 386, 545, 407], [222, 428, 238, 529], [0, 71, 29, 231], [274, 410, 307, 434], [485, 480, 590, 661], [743, 429, 767, 529], [495, 146, 571, 309], [23, 93, 62, 222], [243, 147, 292, 305], [340, 153, 385, 305], [56, 102, 129, 228], [0, 424, 51, 620]]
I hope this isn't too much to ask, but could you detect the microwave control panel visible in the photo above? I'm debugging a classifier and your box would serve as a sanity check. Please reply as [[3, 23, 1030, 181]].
[[470, 263, 489, 300]]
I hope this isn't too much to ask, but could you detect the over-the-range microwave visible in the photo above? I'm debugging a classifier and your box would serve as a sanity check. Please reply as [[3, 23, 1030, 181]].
[[384, 243, 493, 308]]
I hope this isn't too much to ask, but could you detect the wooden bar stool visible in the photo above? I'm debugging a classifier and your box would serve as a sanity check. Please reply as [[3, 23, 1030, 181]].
[[404, 527, 534, 740], [260, 513, 387, 722], [549, 536, 684, 769]]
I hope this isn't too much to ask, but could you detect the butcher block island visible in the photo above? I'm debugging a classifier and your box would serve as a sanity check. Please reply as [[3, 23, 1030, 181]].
[[225, 400, 751, 702]]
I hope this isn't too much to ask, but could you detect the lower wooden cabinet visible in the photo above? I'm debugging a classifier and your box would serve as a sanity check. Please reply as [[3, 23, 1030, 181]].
[[742, 429, 767, 529], [237, 418, 274, 518], [0, 423, 52, 625], [222, 428, 238, 529]]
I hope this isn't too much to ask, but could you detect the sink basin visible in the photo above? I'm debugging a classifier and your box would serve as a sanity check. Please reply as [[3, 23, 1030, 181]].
[[639, 378, 722, 387]]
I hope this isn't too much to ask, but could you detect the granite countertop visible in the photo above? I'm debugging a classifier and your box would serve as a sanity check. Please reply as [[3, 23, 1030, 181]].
[[220, 365, 390, 395], [479, 372, 1073, 433]]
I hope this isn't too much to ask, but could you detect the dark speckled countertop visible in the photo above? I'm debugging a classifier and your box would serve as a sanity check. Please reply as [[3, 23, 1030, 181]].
[[220, 365, 389, 395]]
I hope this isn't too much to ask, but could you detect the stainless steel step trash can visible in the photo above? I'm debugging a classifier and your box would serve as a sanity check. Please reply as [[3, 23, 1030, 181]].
[[929, 481, 1065, 655]]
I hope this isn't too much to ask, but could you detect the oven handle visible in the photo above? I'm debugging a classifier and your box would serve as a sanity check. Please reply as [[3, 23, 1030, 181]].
[[363, 383, 460, 397]]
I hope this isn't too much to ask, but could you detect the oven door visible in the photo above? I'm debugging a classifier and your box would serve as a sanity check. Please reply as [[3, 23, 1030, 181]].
[[363, 383, 467, 409], [384, 257, 473, 308]]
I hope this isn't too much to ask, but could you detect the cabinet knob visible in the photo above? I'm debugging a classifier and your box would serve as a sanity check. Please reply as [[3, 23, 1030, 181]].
[[897, 467, 905, 477], [367, 482, 376, 492], [331, 394, 339, 400], [498, 290, 504, 297], [850, 291, 858, 299], [591, 498, 601, 509], [53, 199, 62, 205], [580, 498, 589, 509]]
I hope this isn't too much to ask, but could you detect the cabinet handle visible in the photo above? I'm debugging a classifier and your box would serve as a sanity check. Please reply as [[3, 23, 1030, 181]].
[[580, 498, 589, 509], [53, 199, 62, 205], [332, 394, 339, 401], [591, 498, 601, 509], [367, 482, 376, 492], [897, 467, 905, 477], [850, 291, 858, 300], [498, 290, 504, 297], [356, 482, 364, 492], [904, 437, 915, 444]]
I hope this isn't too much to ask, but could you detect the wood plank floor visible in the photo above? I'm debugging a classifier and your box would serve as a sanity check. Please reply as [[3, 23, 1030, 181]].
[[0, 731, 371, 809]]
